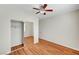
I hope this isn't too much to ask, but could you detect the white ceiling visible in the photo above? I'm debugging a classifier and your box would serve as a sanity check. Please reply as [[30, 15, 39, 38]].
[[0, 4, 79, 19]]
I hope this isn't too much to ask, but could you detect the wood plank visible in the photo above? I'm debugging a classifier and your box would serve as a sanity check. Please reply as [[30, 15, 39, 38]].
[[11, 44, 24, 51], [9, 36, 79, 55]]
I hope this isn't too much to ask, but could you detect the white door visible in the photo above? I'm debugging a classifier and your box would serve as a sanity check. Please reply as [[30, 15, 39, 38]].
[[11, 20, 23, 47]]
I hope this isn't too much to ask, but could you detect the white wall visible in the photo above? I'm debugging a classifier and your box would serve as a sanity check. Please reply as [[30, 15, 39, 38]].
[[24, 22, 33, 37], [0, 16, 11, 55], [34, 19, 39, 43], [40, 10, 79, 50], [0, 5, 39, 54]]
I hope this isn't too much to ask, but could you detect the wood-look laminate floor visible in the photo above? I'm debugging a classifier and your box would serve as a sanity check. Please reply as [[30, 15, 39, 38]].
[[9, 36, 79, 55]]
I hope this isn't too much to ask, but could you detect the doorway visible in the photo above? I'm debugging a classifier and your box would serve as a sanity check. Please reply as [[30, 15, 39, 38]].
[[11, 20, 38, 51], [24, 22, 34, 46], [11, 20, 24, 51]]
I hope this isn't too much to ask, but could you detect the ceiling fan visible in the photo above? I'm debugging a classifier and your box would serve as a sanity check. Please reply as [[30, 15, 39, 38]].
[[33, 4, 53, 15]]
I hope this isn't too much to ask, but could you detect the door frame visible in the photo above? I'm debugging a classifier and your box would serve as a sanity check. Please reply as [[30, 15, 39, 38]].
[[11, 20, 24, 50]]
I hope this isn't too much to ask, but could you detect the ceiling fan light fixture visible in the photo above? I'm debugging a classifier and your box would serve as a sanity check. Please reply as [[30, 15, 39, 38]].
[[40, 11, 45, 13], [33, 4, 53, 15]]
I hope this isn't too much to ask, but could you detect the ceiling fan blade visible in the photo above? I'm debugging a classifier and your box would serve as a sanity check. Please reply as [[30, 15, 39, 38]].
[[45, 9, 53, 11], [35, 11, 40, 14], [43, 4, 47, 9], [33, 8, 40, 10]]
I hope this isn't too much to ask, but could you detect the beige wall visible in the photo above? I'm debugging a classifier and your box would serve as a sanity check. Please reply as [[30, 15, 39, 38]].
[[39, 10, 79, 50]]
